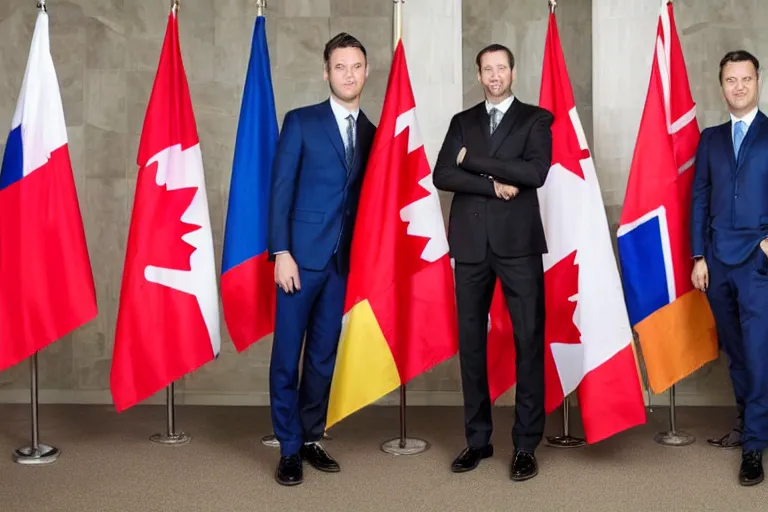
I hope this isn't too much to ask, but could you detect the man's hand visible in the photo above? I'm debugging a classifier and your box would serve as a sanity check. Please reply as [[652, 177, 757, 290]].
[[456, 147, 467, 165], [275, 253, 300, 294], [761, 239, 768, 257], [494, 181, 518, 200], [691, 258, 709, 292]]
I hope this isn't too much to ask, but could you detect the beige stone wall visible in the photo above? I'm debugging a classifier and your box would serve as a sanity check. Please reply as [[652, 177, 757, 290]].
[[1, 0, 766, 408]]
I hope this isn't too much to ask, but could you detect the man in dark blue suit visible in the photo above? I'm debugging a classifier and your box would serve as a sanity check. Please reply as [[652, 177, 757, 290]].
[[691, 50, 768, 486], [267, 32, 376, 486]]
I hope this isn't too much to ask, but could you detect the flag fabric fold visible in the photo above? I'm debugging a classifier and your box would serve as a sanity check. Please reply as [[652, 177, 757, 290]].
[[617, 0, 718, 394], [222, 15, 279, 352], [0, 11, 97, 372], [111, 10, 220, 411], [326, 41, 459, 427], [487, 12, 646, 442]]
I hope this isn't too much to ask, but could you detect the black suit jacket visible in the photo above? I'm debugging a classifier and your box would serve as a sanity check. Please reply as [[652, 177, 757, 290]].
[[433, 99, 554, 264]]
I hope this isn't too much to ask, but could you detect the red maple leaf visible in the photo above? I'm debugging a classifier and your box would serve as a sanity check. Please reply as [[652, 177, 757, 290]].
[[550, 114, 590, 180], [130, 160, 199, 274], [542, 250, 581, 412]]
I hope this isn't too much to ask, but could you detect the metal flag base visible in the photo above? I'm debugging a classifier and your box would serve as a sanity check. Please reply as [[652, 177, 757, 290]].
[[545, 397, 586, 448], [381, 437, 429, 455], [150, 432, 191, 446], [653, 430, 694, 446], [150, 383, 190, 446], [261, 432, 333, 448], [13, 444, 60, 465], [654, 384, 694, 446]]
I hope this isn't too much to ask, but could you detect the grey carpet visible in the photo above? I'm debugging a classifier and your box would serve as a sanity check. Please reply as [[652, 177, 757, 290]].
[[0, 404, 765, 511]]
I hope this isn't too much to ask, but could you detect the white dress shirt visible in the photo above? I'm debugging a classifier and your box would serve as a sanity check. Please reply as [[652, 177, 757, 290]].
[[329, 96, 359, 151]]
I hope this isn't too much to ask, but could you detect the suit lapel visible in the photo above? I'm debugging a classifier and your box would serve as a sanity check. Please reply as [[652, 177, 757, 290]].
[[489, 99, 522, 156], [720, 122, 737, 175], [347, 112, 374, 184], [318, 100, 348, 169], [736, 112, 766, 171], [475, 104, 492, 150]]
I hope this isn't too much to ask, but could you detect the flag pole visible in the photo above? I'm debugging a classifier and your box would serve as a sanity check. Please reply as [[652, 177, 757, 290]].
[[150, 382, 191, 445], [13, 0, 59, 467], [541, 0, 585, 450], [13, 353, 60, 465], [379, 0, 429, 456], [653, 384, 694, 446]]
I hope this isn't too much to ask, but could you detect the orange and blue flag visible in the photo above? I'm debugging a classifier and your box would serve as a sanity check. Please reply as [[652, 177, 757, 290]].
[[617, 1, 718, 393], [221, 15, 279, 352]]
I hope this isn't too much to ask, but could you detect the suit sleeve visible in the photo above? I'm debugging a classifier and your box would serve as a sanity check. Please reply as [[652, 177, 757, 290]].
[[690, 129, 711, 259], [267, 110, 303, 257], [432, 115, 497, 197], [460, 110, 554, 188]]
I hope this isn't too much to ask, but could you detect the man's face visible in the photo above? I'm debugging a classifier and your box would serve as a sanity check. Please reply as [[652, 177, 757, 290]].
[[477, 50, 514, 101], [721, 60, 760, 115], [324, 47, 368, 103]]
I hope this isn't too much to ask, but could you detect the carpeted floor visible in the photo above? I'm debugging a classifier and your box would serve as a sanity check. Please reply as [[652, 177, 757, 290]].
[[0, 404, 765, 511]]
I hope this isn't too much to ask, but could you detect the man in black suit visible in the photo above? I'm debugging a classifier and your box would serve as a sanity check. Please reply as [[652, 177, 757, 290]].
[[433, 43, 553, 481]]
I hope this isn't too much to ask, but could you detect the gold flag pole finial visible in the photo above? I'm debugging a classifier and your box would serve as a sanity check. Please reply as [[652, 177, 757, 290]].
[[256, 0, 266, 17], [548, 0, 557, 13], [171, 0, 179, 15], [393, 0, 404, 51], [37, 0, 47, 12]]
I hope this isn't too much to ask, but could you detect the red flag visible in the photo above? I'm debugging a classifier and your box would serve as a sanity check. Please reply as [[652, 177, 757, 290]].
[[616, 0, 717, 393], [111, 10, 220, 412], [487, 12, 646, 442], [326, 41, 459, 425], [0, 11, 97, 371]]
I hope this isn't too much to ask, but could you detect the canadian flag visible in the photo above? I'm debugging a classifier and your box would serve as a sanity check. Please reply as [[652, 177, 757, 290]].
[[110, 9, 220, 412], [487, 12, 646, 442]]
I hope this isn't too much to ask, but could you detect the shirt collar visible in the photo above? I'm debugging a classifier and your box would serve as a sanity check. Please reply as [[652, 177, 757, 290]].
[[485, 95, 515, 114], [731, 107, 758, 129], [329, 96, 359, 122]]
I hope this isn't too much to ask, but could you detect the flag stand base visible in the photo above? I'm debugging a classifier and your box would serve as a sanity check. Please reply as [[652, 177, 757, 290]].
[[545, 397, 585, 448], [261, 432, 333, 448], [13, 444, 59, 465], [14, 353, 59, 465], [654, 385, 694, 446], [150, 383, 190, 446], [380, 437, 429, 455]]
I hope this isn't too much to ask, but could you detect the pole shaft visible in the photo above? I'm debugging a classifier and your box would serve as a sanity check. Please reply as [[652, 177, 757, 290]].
[[167, 383, 175, 437], [668, 384, 676, 433], [30, 353, 39, 450], [562, 396, 570, 436]]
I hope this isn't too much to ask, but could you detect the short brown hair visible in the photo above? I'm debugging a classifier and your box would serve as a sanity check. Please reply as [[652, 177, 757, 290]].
[[719, 50, 760, 83], [324, 32, 367, 67], [476, 44, 515, 71]]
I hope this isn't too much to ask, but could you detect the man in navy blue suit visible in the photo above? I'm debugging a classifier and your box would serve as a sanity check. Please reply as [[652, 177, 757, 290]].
[[691, 50, 768, 486], [267, 32, 376, 486]]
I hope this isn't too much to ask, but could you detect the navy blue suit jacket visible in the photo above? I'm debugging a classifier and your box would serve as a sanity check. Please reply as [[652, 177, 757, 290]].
[[691, 110, 768, 266], [267, 99, 376, 273]]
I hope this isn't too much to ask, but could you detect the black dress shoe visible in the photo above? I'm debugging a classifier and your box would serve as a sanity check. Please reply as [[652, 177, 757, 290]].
[[708, 428, 742, 448], [510, 450, 538, 481], [739, 450, 764, 486], [450, 445, 493, 473], [275, 454, 303, 486], [300, 443, 340, 472]]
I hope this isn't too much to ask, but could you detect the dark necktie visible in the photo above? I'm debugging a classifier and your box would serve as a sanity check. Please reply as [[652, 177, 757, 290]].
[[345, 114, 355, 168]]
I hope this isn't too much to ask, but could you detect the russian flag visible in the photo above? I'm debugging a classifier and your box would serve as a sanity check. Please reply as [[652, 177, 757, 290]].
[[0, 10, 97, 371], [221, 15, 278, 352]]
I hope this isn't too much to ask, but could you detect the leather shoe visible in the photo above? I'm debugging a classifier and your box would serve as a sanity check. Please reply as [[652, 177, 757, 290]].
[[510, 450, 538, 481], [300, 442, 340, 472], [275, 454, 303, 486], [739, 450, 764, 486], [708, 428, 742, 449], [450, 445, 493, 473]]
